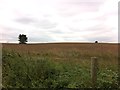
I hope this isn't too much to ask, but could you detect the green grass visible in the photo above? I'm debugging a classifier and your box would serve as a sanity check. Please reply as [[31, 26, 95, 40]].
[[2, 49, 119, 88]]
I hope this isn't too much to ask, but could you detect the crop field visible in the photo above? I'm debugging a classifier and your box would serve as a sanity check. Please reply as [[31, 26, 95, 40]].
[[1, 43, 120, 88]]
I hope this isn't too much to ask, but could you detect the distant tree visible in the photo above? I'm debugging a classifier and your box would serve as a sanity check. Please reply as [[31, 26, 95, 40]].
[[95, 41, 98, 43], [18, 34, 28, 44]]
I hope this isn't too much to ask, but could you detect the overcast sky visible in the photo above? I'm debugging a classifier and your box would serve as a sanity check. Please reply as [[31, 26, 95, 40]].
[[0, 0, 119, 43]]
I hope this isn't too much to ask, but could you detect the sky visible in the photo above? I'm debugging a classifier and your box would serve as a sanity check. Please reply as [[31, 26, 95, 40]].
[[0, 0, 119, 43]]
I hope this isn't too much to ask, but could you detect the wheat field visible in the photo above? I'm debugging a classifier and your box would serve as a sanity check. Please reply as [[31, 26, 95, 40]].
[[2, 43, 119, 88]]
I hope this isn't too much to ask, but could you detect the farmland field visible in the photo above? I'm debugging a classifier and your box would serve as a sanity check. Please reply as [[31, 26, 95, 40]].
[[1, 43, 120, 88]]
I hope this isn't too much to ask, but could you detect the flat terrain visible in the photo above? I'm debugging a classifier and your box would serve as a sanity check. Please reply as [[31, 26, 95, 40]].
[[2, 43, 118, 65], [2, 43, 118, 53], [2, 43, 119, 88]]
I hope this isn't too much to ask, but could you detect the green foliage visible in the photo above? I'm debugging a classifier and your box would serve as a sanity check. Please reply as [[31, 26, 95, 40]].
[[2, 50, 119, 88], [97, 68, 119, 88], [18, 34, 28, 44]]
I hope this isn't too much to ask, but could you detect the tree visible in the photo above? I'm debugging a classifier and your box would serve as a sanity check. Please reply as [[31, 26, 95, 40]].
[[95, 41, 98, 43], [18, 34, 28, 44]]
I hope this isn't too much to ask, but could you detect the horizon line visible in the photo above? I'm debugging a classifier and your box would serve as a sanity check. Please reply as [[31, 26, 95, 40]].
[[1, 41, 119, 44]]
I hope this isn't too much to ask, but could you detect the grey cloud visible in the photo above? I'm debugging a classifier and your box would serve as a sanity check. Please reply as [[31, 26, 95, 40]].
[[15, 17, 37, 24], [57, 0, 105, 17], [15, 17, 58, 29]]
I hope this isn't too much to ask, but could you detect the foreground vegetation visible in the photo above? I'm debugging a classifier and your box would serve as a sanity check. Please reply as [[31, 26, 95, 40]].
[[2, 45, 119, 88]]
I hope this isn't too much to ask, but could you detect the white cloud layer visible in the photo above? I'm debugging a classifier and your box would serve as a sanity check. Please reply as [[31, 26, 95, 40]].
[[0, 0, 119, 43]]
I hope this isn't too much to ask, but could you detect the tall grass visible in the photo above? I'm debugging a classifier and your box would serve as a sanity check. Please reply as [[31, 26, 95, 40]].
[[2, 49, 119, 88]]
